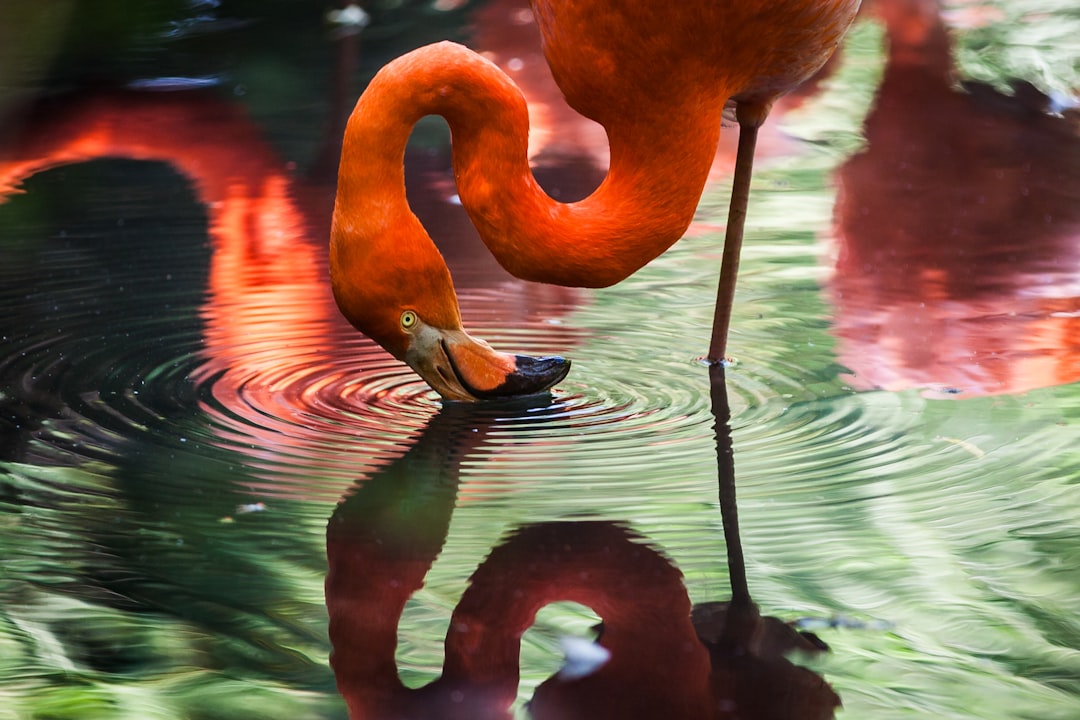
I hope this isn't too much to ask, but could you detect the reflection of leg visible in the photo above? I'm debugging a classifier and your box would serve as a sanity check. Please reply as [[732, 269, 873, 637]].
[[708, 363, 750, 609], [708, 104, 768, 363], [705, 367, 840, 719]]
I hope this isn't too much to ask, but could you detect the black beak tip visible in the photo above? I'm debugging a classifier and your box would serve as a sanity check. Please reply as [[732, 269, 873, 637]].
[[487, 354, 571, 399]]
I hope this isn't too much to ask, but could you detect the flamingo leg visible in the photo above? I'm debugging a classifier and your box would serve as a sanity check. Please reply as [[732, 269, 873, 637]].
[[708, 109, 766, 363]]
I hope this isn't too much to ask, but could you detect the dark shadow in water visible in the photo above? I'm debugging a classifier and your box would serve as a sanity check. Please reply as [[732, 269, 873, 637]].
[[831, 0, 1080, 397], [325, 375, 839, 719]]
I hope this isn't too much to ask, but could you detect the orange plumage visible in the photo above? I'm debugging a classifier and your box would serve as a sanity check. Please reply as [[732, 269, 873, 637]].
[[331, 0, 861, 400]]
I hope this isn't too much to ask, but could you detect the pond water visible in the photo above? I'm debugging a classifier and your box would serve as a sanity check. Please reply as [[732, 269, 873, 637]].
[[2, 1, 1079, 718]]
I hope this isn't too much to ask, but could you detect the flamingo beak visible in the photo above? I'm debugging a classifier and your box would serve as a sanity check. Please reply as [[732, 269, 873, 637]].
[[405, 325, 570, 402]]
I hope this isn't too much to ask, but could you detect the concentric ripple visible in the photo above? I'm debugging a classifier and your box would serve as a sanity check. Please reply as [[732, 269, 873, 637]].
[[0, 167, 728, 509], [0, 151, 882, 518], [188, 293, 728, 501], [0, 203, 911, 513]]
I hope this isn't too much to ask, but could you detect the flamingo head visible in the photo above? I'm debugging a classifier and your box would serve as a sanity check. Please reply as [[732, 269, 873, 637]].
[[397, 312, 570, 402], [329, 217, 569, 402]]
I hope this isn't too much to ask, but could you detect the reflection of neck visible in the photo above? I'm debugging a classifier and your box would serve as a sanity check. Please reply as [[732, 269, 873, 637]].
[[326, 418, 712, 717], [444, 523, 712, 717], [325, 406, 482, 714], [335, 43, 722, 289]]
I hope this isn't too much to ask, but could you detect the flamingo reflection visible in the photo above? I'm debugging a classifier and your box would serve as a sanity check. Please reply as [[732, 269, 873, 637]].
[[325, 387, 839, 719], [830, 0, 1080, 397]]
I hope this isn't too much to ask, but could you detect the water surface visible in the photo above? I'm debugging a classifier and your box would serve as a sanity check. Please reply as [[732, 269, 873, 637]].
[[1, 1, 1079, 718]]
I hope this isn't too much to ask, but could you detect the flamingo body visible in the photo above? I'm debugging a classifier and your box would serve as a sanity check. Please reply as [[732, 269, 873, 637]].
[[331, 0, 860, 399]]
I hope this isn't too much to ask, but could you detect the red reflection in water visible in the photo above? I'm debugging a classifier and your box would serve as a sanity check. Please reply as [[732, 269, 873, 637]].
[[0, 87, 579, 374], [0, 81, 582, 490], [830, 0, 1080, 397], [326, 402, 839, 719], [0, 88, 330, 389]]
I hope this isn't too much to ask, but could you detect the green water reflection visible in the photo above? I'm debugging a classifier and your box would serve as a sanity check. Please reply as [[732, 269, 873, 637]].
[[2, 1, 1079, 718]]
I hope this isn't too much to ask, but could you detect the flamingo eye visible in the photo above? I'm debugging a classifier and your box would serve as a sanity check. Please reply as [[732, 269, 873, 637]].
[[400, 310, 418, 329]]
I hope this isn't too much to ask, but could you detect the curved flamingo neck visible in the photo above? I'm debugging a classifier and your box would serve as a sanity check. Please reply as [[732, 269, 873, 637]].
[[334, 41, 725, 289]]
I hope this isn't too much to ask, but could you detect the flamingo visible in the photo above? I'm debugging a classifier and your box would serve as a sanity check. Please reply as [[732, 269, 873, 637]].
[[331, 1, 861, 400]]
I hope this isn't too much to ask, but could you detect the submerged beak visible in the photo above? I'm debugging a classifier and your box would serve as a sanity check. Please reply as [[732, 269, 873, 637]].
[[405, 325, 570, 402]]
